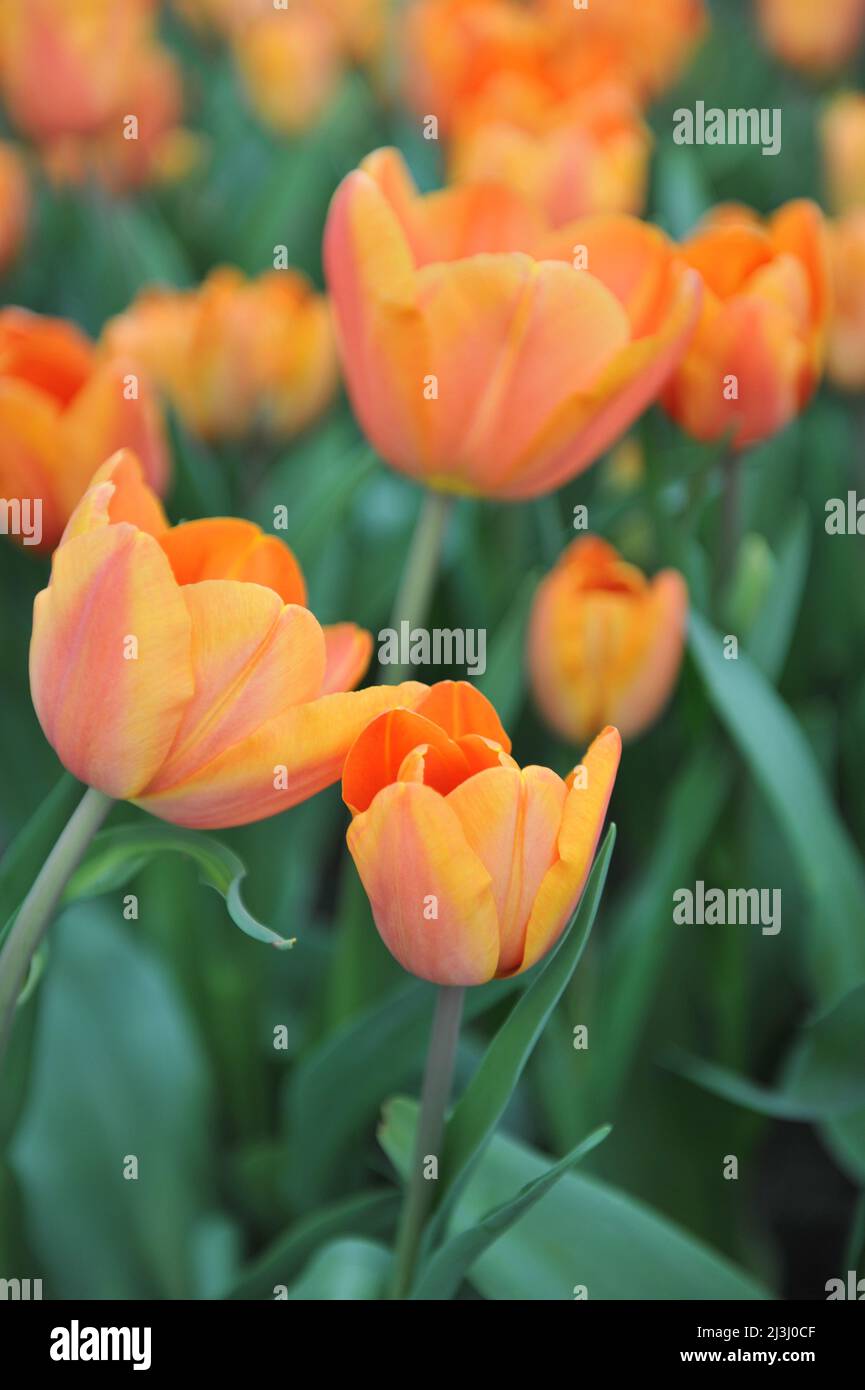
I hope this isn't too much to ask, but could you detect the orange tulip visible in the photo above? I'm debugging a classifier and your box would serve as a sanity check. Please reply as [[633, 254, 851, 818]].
[[822, 93, 865, 216], [30, 450, 425, 829], [450, 77, 651, 225], [0, 141, 29, 275], [232, 10, 341, 135], [757, 0, 865, 77], [104, 267, 337, 442], [402, 0, 707, 129], [342, 681, 620, 985], [323, 147, 701, 499], [528, 536, 687, 745], [826, 211, 865, 391], [0, 308, 167, 552], [661, 201, 829, 450]]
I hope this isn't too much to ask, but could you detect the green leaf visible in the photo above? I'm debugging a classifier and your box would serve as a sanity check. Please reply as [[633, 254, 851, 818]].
[[380, 1098, 769, 1300], [228, 1190, 399, 1300], [476, 571, 538, 730], [747, 506, 810, 680], [284, 1238, 391, 1300], [671, 981, 865, 1120], [437, 826, 616, 1219], [411, 1124, 611, 1300], [689, 610, 865, 1002], [11, 904, 213, 1297], [65, 824, 293, 950]]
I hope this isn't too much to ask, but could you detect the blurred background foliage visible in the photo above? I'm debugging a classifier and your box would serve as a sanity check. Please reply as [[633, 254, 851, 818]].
[[1, 0, 864, 1300]]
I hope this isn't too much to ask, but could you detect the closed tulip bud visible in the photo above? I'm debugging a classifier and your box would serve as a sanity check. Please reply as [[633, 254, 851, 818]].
[[342, 681, 620, 985], [822, 93, 865, 216], [0, 308, 168, 552], [757, 0, 865, 77], [528, 537, 688, 745], [826, 211, 865, 391], [231, 10, 341, 136], [662, 201, 829, 450], [103, 267, 337, 442], [0, 141, 29, 275], [29, 451, 425, 829], [324, 146, 700, 500]]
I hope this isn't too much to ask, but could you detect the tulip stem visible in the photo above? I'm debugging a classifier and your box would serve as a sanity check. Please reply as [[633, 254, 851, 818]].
[[0, 786, 112, 1066], [384, 490, 453, 683], [390, 984, 465, 1298], [716, 448, 742, 605]]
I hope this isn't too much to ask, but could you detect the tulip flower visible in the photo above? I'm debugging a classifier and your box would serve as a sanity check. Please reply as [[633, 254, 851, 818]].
[[757, 0, 865, 77], [822, 93, 865, 216], [0, 308, 168, 552], [661, 201, 829, 450], [323, 147, 701, 500], [342, 681, 620, 985], [450, 77, 651, 226], [826, 212, 865, 391], [0, 141, 29, 275], [104, 267, 337, 442], [30, 450, 425, 830], [528, 536, 687, 745], [232, 10, 341, 135]]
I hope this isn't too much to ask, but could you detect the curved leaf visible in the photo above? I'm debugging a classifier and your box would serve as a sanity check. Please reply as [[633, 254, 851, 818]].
[[64, 824, 293, 950]]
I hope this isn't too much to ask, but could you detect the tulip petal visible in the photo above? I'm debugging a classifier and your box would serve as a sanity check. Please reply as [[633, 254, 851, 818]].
[[607, 570, 688, 738], [62, 448, 169, 543], [30, 524, 194, 798], [60, 356, 169, 518], [321, 622, 373, 694], [142, 581, 326, 794], [342, 706, 465, 814], [134, 681, 427, 830], [347, 782, 500, 985], [518, 726, 621, 974], [159, 517, 307, 605], [416, 679, 511, 748]]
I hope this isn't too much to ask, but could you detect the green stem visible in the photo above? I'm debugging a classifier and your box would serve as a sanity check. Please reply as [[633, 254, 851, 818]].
[[715, 449, 742, 608], [390, 985, 464, 1299], [0, 786, 112, 1064], [383, 490, 453, 684]]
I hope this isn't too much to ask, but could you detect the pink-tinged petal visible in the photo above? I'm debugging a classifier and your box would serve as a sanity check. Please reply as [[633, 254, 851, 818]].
[[323, 165, 429, 476], [134, 681, 428, 830], [142, 581, 326, 794], [518, 726, 621, 974], [447, 764, 567, 974], [61, 448, 169, 543], [495, 267, 701, 498], [321, 622, 373, 694], [346, 781, 500, 985], [29, 525, 193, 798], [608, 570, 688, 740]]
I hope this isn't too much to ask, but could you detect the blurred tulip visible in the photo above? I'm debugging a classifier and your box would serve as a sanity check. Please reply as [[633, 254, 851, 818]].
[[30, 450, 424, 829], [528, 536, 687, 745], [757, 0, 865, 76], [826, 211, 865, 391], [822, 93, 865, 215], [232, 10, 341, 135], [0, 0, 192, 192], [104, 267, 337, 442], [324, 147, 700, 499], [403, 0, 706, 128], [342, 681, 620, 984], [0, 308, 167, 552], [451, 77, 651, 225], [0, 141, 29, 274], [662, 201, 829, 449]]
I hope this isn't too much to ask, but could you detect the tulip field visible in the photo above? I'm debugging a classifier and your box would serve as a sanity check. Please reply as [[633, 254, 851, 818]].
[[1, 0, 865, 1324]]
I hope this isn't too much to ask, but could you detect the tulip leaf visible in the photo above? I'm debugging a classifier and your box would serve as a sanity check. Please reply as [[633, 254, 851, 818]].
[[670, 980, 865, 1120], [380, 1097, 769, 1300], [64, 824, 293, 950], [284, 1238, 391, 1300], [689, 610, 865, 1003], [434, 825, 616, 1224], [228, 1190, 399, 1300], [411, 1124, 612, 1300]]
